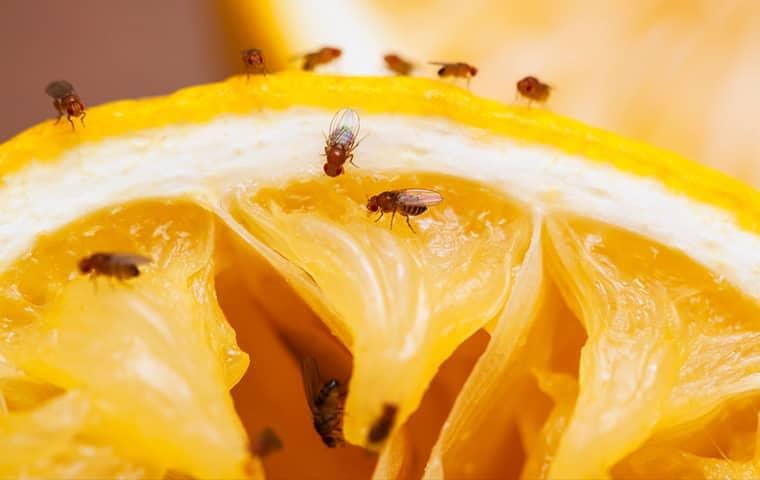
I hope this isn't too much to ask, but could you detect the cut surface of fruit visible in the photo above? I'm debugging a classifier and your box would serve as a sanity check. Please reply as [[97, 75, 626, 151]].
[[0, 73, 759, 478]]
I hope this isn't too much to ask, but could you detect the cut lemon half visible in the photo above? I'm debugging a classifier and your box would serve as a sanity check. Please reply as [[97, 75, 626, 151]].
[[1, 72, 760, 479]]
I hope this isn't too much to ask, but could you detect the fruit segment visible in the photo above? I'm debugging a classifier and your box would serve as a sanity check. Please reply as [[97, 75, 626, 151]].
[[546, 216, 685, 478], [0, 392, 154, 478], [236, 173, 530, 445], [422, 214, 541, 479], [543, 215, 760, 478], [0, 203, 250, 478], [519, 371, 579, 480]]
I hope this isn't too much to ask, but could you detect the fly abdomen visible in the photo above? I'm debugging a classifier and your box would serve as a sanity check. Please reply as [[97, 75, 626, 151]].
[[315, 379, 339, 406], [123, 264, 141, 279], [401, 205, 427, 217]]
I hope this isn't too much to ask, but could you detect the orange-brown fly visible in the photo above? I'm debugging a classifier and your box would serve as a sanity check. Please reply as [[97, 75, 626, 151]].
[[384, 54, 414, 76], [241, 48, 267, 78], [516, 76, 552, 104], [301, 357, 346, 448], [367, 189, 443, 233], [322, 108, 361, 177], [367, 403, 398, 444], [429, 62, 478, 88], [301, 46, 342, 71], [45, 80, 86, 130], [78, 252, 151, 281]]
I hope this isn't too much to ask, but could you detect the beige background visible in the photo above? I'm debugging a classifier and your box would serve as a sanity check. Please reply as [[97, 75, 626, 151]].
[[3, 1, 760, 185], [0, 1, 229, 141]]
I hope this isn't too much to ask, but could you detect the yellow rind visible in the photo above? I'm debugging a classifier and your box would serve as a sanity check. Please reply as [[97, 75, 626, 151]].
[[2, 72, 759, 235]]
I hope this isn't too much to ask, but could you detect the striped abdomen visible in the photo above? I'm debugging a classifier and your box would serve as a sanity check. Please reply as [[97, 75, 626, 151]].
[[399, 205, 428, 217]]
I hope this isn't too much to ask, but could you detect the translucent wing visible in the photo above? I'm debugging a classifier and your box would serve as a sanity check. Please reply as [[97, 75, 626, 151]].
[[45, 80, 74, 98], [328, 108, 360, 145], [110, 253, 153, 266], [301, 357, 322, 406], [427, 62, 450, 66], [395, 189, 443, 207]]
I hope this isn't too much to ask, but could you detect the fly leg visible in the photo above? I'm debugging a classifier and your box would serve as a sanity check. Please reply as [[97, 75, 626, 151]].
[[374, 211, 384, 223], [79, 111, 86, 128], [405, 216, 416, 233], [512, 91, 520, 104], [53, 102, 63, 124], [347, 154, 359, 168], [67, 114, 76, 131], [390, 210, 396, 230]]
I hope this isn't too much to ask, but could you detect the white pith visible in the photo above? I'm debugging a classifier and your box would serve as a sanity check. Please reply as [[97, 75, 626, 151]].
[[1, 108, 758, 302]]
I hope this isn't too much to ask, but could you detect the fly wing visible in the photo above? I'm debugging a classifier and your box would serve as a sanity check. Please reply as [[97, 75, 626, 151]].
[[110, 253, 153, 266], [301, 357, 322, 408], [328, 108, 360, 144], [45, 80, 74, 98], [395, 189, 443, 207], [427, 62, 449, 66]]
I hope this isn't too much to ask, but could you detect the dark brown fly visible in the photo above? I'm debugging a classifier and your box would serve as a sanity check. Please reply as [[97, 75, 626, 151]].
[[45, 80, 86, 130], [301, 47, 342, 71], [367, 188, 443, 232], [78, 252, 152, 280], [429, 62, 478, 88], [367, 403, 399, 444], [250, 427, 283, 457], [322, 108, 361, 177], [301, 357, 345, 447], [241, 48, 267, 78], [516, 76, 551, 104], [384, 54, 414, 76]]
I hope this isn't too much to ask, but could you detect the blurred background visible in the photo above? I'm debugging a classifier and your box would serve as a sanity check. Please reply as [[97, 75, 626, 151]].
[[2, 0, 760, 183]]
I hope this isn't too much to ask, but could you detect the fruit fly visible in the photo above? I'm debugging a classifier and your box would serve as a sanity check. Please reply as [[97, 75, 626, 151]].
[[384, 54, 414, 76], [367, 403, 399, 444], [241, 48, 267, 78], [301, 46, 342, 71], [78, 252, 152, 281], [45, 80, 86, 130], [301, 357, 345, 447], [250, 427, 283, 457], [367, 189, 443, 233], [322, 108, 361, 177], [429, 62, 478, 88], [516, 76, 551, 104]]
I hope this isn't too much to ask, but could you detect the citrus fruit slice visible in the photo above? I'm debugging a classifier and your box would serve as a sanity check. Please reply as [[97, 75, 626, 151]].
[[219, 1, 760, 184], [1, 72, 760, 479]]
